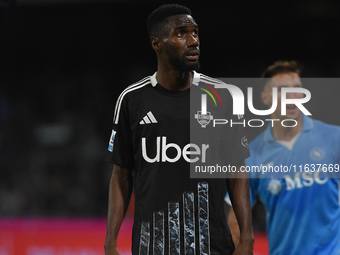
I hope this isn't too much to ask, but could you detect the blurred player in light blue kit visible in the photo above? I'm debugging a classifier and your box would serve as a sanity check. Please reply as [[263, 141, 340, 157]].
[[226, 61, 340, 254]]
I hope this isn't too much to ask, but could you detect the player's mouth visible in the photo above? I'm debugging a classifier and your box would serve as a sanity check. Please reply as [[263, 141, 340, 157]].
[[286, 104, 298, 113], [185, 50, 200, 61]]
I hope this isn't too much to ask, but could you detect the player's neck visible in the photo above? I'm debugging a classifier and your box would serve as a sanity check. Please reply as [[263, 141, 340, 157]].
[[156, 65, 193, 91], [271, 115, 303, 141]]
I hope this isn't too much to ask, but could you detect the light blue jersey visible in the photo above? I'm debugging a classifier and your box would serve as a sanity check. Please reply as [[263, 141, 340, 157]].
[[227, 114, 340, 255]]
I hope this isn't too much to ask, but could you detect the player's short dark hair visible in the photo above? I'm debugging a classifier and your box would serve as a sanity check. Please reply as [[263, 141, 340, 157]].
[[262, 60, 303, 78], [147, 4, 192, 39]]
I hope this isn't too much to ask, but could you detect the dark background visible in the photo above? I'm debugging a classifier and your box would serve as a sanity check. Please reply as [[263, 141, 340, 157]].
[[0, 0, 339, 230]]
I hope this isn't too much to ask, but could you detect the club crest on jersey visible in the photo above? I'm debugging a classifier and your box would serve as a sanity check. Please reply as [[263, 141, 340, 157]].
[[195, 111, 213, 128], [309, 147, 325, 161], [195, 85, 221, 128], [267, 179, 283, 195], [241, 135, 248, 147]]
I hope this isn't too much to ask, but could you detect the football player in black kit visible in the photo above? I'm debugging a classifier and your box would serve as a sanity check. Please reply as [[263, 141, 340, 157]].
[[104, 4, 254, 255]]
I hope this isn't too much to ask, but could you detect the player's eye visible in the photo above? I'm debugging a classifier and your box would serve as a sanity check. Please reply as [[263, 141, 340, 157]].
[[177, 31, 184, 37]]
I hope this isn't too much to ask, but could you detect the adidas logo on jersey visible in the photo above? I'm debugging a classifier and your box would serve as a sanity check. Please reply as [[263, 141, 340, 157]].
[[140, 111, 158, 125]]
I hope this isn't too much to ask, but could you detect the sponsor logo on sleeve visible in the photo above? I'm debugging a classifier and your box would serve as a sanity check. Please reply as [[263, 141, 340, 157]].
[[108, 130, 116, 152]]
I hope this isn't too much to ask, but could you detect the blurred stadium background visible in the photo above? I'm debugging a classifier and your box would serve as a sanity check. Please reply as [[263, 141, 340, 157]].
[[0, 0, 340, 254]]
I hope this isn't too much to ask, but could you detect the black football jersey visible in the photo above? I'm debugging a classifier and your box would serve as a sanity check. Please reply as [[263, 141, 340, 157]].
[[106, 71, 250, 255]]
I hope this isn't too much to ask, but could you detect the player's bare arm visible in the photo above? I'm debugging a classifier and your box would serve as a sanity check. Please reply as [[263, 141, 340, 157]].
[[227, 161, 254, 255], [105, 165, 133, 255], [227, 207, 240, 247]]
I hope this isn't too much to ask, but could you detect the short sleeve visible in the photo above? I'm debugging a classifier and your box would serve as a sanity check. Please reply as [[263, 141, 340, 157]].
[[227, 114, 250, 164], [105, 95, 134, 169], [222, 90, 250, 165]]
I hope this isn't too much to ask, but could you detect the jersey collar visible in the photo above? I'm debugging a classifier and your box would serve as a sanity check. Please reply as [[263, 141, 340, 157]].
[[150, 71, 200, 87], [150, 72, 157, 87], [264, 114, 314, 143]]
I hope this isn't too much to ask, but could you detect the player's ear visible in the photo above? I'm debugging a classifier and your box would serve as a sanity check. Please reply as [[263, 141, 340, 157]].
[[151, 36, 161, 52], [261, 83, 272, 106], [261, 89, 270, 106]]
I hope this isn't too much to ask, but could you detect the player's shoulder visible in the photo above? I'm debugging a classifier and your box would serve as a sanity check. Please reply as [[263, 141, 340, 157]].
[[112, 74, 154, 124], [197, 73, 235, 102], [312, 117, 340, 133], [311, 118, 340, 148], [248, 130, 267, 148], [199, 73, 226, 86], [118, 75, 153, 99]]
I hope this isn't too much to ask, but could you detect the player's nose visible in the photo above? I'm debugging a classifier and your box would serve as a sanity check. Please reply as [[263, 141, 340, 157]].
[[187, 34, 199, 48]]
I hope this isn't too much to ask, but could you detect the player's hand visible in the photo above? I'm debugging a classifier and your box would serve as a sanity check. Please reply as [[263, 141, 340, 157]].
[[232, 238, 254, 255]]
